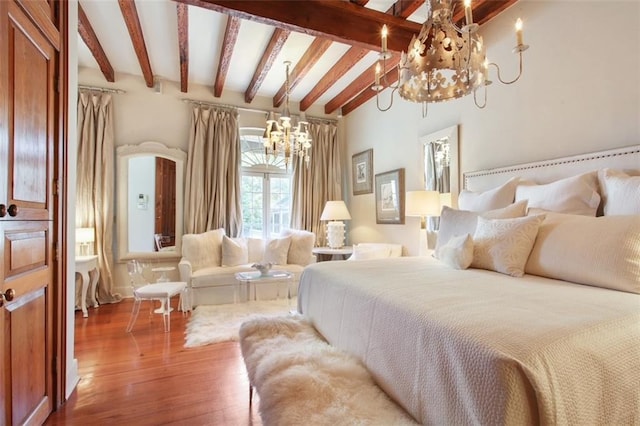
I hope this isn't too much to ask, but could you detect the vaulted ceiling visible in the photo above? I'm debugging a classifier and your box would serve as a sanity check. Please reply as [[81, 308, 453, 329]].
[[77, 0, 517, 116]]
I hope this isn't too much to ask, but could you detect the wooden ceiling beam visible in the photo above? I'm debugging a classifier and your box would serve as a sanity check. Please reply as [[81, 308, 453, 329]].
[[176, 0, 423, 52], [341, 66, 398, 115], [325, 56, 400, 114], [320, 0, 422, 114], [334, 0, 518, 115], [300, 46, 368, 112], [245, 28, 290, 104], [272, 38, 332, 108], [78, 3, 114, 82], [214, 16, 241, 97], [177, 3, 189, 93], [118, 0, 154, 88], [301, 0, 422, 112]]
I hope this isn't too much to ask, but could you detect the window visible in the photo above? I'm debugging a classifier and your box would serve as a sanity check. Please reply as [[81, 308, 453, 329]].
[[240, 128, 292, 239]]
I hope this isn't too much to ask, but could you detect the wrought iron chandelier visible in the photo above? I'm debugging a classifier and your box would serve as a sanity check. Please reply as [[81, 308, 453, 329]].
[[372, 0, 529, 115], [263, 61, 312, 168]]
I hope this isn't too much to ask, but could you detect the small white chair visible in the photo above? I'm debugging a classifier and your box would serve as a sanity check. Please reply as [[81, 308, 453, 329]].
[[126, 260, 188, 333]]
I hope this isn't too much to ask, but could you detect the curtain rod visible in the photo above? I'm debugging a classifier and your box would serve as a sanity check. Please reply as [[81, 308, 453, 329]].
[[78, 85, 126, 94], [181, 98, 337, 124]]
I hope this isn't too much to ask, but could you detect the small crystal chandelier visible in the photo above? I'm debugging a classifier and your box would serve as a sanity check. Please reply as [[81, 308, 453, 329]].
[[372, 0, 529, 115], [263, 61, 312, 168]]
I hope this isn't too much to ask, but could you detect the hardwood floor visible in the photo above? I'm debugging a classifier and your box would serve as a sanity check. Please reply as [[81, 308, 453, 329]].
[[45, 299, 262, 425]]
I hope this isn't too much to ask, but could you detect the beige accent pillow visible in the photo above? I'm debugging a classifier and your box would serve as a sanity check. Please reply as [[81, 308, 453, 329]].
[[435, 200, 528, 257], [472, 215, 545, 277], [221, 236, 248, 266], [515, 172, 600, 216], [598, 168, 640, 215], [280, 229, 315, 266], [525, 213, 640, 294], [458, 177, 519, 212], [436, 234, 473, 270], [263, 236, 292, 265], [181, 228, 225, 270]]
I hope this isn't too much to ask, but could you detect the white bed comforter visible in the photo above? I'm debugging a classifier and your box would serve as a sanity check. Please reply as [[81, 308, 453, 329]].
[[297, 257, 640, 425]]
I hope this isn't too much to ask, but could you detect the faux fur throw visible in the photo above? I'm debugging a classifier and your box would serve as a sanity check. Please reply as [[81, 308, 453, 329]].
[[239, 315, 417, 425]]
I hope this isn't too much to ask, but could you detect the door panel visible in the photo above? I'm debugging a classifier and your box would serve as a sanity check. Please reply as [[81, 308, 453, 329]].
[[0, 0, 57, 424], [7, 0, 54, 220]]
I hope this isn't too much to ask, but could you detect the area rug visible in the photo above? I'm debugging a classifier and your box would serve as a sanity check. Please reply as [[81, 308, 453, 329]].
[[239, 315, 418, 425], [184, 299, 293, 348]]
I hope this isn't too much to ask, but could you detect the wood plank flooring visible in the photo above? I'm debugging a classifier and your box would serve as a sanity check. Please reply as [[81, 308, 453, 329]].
[[45, 298, 262, 425]]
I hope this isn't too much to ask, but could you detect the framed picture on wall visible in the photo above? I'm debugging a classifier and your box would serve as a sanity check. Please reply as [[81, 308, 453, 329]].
[[375, 168, 405, 224], [352, 149, 373, 195]]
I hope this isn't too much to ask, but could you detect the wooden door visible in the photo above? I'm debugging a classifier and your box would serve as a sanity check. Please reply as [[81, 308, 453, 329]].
[[155, 157, 176, 247], [0, 0, 58, 424]]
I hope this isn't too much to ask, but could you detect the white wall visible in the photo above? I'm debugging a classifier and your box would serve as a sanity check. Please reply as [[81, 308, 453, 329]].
[[66, 0, 80, 400], [343, 0, 640, 256]]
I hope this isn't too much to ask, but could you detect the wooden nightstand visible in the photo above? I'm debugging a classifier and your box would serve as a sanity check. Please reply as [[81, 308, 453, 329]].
[[312, 246, 353, 262]]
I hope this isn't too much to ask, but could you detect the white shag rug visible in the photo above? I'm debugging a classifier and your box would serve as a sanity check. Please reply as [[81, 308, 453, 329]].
[[184, 299, 292, 348], [239, 315, 418, 425]]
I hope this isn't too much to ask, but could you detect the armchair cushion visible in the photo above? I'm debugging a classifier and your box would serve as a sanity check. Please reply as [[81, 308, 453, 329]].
[[182, 228, 225, 271], [281, 229, 316, 266]]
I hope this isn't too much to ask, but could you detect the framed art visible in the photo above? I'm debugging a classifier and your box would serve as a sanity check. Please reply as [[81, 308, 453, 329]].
[[375, 168, 405, 224], [352, 149, 373, 195]]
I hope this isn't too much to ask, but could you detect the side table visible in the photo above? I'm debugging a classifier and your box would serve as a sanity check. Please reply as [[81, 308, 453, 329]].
[[312, 246, 353, 262], [75, 255, 100, 318]]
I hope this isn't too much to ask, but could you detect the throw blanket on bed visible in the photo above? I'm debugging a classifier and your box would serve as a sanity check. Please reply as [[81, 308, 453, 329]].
[[298, 257, 640, 425]]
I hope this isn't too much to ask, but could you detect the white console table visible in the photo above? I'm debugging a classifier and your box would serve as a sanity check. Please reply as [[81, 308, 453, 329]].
[[75, 255, 100, 318]]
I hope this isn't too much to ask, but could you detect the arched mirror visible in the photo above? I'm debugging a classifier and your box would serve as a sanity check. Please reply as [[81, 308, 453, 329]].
[[116, 141, 186, 261]]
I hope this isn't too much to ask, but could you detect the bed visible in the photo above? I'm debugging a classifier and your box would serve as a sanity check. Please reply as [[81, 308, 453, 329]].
[[297, 145, 640, 425]]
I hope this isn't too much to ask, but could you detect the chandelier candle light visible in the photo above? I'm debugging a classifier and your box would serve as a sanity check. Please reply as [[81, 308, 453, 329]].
[[263, 61, 312, 168], [320, 201, 352, 249], [372, 0, 529, 114]]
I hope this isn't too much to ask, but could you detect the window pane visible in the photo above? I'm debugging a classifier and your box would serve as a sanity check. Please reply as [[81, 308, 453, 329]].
[[269, 176, 291, 238], [241, 175, 264, 238]]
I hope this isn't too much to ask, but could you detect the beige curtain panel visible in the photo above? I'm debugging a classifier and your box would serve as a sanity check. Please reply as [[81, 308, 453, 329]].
[[184, 106, 242, 236], [291, 119, 342, 247], [76, 91, 121, 305]]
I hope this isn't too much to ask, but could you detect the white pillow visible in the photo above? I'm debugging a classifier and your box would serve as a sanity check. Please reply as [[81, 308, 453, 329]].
[[263, 236, 292, 265], [436, 234, 473, 270], [348, 244, 391, 261], [435, 200, 528, 257], [598, 168, 640, 215], [357, 243, 403, 257], [525, 213, 640, 294], [471, 215, 545, 277], [181, 228, 225, 270], [515, 172, 600, 216], [280, 229, 315, 266], [221, 236, 248, 266], [458, 177, 519, 212]]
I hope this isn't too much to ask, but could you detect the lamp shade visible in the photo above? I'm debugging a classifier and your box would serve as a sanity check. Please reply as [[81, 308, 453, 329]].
[[76, 227, 95, 244], [320, 201, 351, 221], [405, 190, 441, 217]]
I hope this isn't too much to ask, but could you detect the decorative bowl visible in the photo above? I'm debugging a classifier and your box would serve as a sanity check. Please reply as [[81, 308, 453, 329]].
[[252, 262, 273, 276]]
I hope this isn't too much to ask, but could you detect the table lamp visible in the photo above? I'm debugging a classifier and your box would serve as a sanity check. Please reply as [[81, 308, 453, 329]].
[[76, 227, 95, 256], [320, 201, 351, 249], [405, 191, 441, 255]]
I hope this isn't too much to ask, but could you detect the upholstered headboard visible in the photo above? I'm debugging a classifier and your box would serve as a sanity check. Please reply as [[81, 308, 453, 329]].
[[464, 144, 640, 192]]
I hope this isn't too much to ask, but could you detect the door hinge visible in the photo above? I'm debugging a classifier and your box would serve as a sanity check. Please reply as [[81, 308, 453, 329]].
[[53, 179, 59, 196], [54, 245, 59, 262]]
